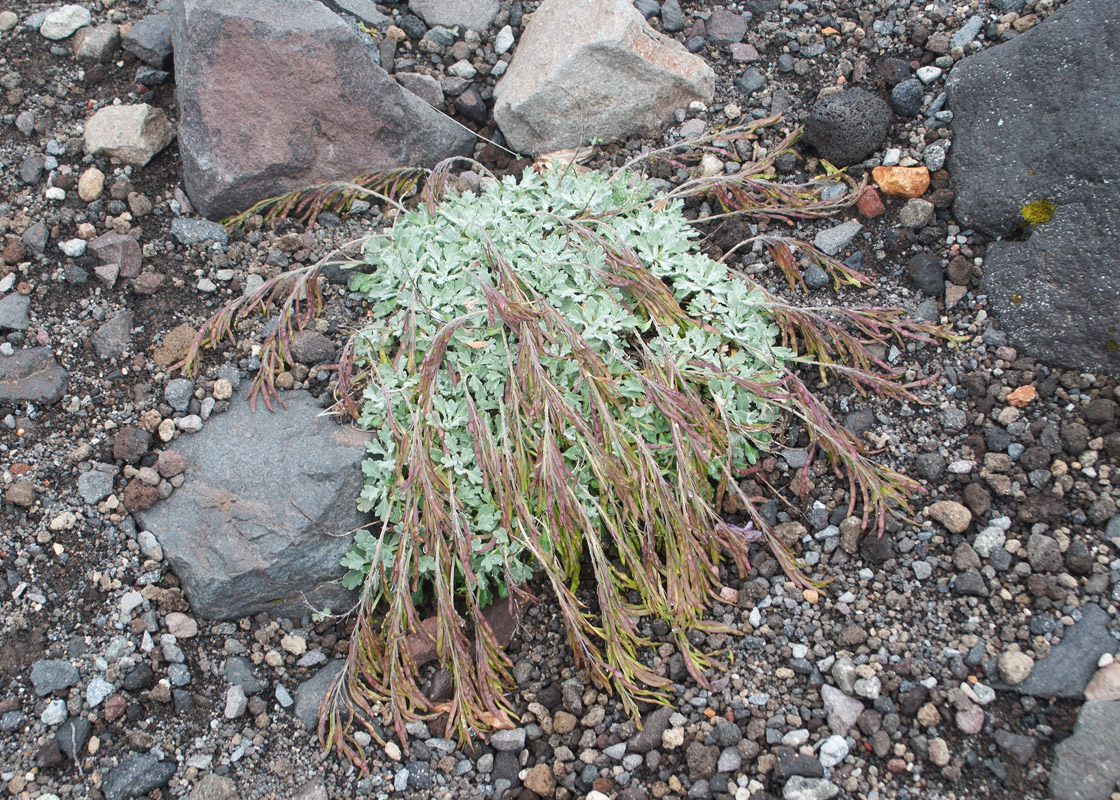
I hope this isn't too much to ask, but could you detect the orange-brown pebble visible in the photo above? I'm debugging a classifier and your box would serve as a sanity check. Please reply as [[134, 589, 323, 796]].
[[1007, 385, 1037, 408], [872, 165, 930, 198]]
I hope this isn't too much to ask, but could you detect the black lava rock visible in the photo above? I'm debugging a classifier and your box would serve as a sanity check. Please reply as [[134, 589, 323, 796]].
[[804, 89, 892, 166], [891, 79, 924, 117], [454, 86, 488, 126], [906, 253, 944, 297]]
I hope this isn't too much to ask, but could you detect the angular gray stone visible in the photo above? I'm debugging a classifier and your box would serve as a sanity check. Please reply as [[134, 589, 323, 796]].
[[78, 470, 115, 504], [821, 684, 864, 736], [171, 0, 474, 219], [947, 0, 1120, 371], [783, 777, 840, 800], [295, 660, 344, 729], [813, 220, 862, 256], [122, 13, 173, 69], [705, 9, 747, 45], [73, 23, 121, 63], [55, 716, 91, 760], [90, 231, 143, 278], [21, 221, 49, 254], [660, 0, 687, 32], [31, 660, 80, 696], [103, 752, 177, 800], [290, 331, 335, 365], [223, 655, 264, 695], [410, 0, 498, 32], [1017, 604, 1118, 699], [0, 293, 30, 331], [40, 5, 91, 39], [0, 348, 69, 404], [133, 388, 367, 619], [83, 103, 176, 168], [1050, 701, 1120, 800], [334, 0, 391, 27], [804, 89, 892, 167], [92, 311, 133, 359], [165, 378, 194, 411], [626, 706, 674, 753], [170, 218, 228, 246], [493, 0, 714, 155], [190, 774, 238, 800], [396, 72, 444, 108]]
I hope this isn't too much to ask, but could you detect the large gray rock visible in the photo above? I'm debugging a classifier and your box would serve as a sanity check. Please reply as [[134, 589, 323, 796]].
[[1016, 603, 1118, 699], [0, 348, 68, 405], [133, 388, 367, 619], [947, 0, 1120, 372], [1050, 701, 1120, 800], [171, 0, 475, 219], [409, 0, 498, 32], [493, 0, 714, 155]]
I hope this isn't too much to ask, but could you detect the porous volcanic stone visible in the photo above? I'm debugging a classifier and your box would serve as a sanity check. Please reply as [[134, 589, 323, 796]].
[[171, 0, 474, 219], [947, 0, 1120, 372], [493, 0, 714, 155], [133, 388, 367, 619], [804, 89, 891, 167]]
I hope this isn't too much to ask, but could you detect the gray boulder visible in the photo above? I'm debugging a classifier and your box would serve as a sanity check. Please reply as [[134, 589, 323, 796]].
[[133, 388, 367, 619], [0, 348, 68, 405], [947, 0, 1120, 371], [493, 0, 714, 155], [171, 0, 474, 219], [1050, 701, 1120, 800], [804, 89, 892, 167], [409, 0, 499, 32]]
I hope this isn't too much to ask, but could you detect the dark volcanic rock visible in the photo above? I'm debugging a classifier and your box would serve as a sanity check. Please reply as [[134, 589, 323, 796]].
[[122, 13, 173, 69], [171, 0, 474, 219], [1050, 701, 1120, 800], [133, 388, 367, 619], [947, 0, 1120, 372], [1016, 604, 1118, 699], [103, 752, 177, 800], [804, 89, 892, 167]]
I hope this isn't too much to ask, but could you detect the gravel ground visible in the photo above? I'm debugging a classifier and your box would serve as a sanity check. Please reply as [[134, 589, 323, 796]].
[[2, 1, 1118, 800]]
